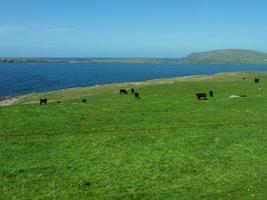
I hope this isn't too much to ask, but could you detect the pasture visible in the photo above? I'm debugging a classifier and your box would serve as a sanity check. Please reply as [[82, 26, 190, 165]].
[[1, 72, 267, 199]]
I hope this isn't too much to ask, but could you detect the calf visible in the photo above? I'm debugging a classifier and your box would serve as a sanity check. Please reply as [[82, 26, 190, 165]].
[[131, 88, 135, 94], [134, 92, 140, 99], [40, 98, 48, 105], [120, 89, 128, 95], [255, 78, 260, 83], [209, 90, 214, 97], [196, 93, 207, 100]]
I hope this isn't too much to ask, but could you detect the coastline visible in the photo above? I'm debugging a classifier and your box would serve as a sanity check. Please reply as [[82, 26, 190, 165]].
[[0, 73, 206, 107], [1, 61, 267, 65], [0, 71, 264, 107], [0, 96, 21, 107]]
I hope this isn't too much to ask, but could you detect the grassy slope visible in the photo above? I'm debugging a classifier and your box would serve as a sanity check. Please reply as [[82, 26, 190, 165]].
[[1, 72, 267, 199], [184, 49, 267, 64]]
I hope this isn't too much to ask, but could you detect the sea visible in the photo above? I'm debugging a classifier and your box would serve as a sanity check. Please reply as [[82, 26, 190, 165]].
[[1, 63, 267, 96]]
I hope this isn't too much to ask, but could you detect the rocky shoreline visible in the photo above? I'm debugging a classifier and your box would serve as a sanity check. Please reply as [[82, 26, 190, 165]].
[[0, 96, 20, 106]]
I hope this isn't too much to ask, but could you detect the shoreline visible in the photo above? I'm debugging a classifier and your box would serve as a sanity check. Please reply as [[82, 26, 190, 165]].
[[0, 96, 21, 107], [0, 71, 264, 107], [0, 73, 211, 101], [1, 62, 267, 65]]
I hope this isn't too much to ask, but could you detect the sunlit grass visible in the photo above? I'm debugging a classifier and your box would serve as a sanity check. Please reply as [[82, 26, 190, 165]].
[[1, 72, 267, 199]]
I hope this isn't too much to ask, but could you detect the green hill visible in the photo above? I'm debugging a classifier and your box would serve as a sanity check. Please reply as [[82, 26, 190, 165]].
[[1, 72, 267, 199], [2, 49, 267, 64], [184, 49, 267, 64]]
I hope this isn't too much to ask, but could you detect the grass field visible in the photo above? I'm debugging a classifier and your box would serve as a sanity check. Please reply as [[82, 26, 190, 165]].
[[1, 72, 267, 199]]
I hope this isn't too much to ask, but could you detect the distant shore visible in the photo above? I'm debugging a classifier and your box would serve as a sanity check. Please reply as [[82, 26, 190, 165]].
[[1, 58, 267, 65], [2, 49, 267, 64]]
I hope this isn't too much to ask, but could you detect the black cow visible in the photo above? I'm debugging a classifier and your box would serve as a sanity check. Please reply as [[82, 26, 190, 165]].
[[209, 90, 214, 97], [57, 101, 61, 104], [134, 92, 140, 99], [131, 88, 135, 94], [196, 93, 207, 100], [255, 78, 260, 83], [120, 89, 128, 95], [40, 99, 48, 105], [82, 99, 87, 103]]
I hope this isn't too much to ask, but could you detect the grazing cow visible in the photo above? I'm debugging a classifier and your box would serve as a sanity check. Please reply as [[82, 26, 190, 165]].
[[57, 101, 61, 104], [196, 93, 207, 100], [134, 92, 140, 99], [255, 78, 260, 83], [131, 88, 135, 94], [82, 99, 87, 103], [40, 99, 48, 105], [209, 90, 214, 97], [242, 77, 247, 80], [120, 89, 128, 95]]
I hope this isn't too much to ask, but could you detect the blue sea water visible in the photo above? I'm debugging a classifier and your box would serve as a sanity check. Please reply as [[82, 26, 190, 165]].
[[1, 63, 267, 96]]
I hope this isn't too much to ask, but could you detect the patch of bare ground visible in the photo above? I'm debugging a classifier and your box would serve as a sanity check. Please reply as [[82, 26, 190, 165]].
[[0, 96, 21, 107]]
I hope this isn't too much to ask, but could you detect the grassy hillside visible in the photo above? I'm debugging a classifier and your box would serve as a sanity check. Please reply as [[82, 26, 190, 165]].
[[184, 49, 267, 64], [1, 72, 267, 199]]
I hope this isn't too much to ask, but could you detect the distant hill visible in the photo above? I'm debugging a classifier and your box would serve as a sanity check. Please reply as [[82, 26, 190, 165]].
[[184, 49, 267, 64], [1, 49, 267, 64]]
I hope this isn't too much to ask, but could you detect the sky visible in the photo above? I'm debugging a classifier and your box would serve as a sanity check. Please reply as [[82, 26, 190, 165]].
[[0, 0, 267, 58]]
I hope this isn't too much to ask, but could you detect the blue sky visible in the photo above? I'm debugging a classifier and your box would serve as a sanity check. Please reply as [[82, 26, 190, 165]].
[[0, 0, 266, 58]]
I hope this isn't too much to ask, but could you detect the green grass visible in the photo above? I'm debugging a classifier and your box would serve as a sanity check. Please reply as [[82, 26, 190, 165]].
[[183, 49, 267, 64], [1, 72, 267, 199]]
